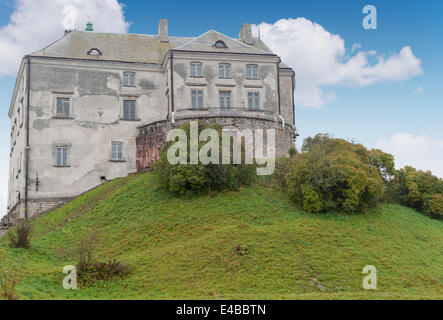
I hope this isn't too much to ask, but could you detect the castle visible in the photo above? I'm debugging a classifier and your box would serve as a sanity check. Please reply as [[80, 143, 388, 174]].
[[3, 20, 296, 226]]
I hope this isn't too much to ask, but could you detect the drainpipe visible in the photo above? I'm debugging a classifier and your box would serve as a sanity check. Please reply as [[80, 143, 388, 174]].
[[276, 59, 284, 128], [276, 59, 281, 116], [278, 115, 285, 129], [24, 56, 31, 219], [170, 51, 175, 124]]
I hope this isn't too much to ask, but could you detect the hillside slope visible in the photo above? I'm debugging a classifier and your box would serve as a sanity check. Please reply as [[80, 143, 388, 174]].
[[0, 173, 442, 300]]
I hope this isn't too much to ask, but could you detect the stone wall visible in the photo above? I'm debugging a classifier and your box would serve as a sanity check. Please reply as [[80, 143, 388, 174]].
[[136, 116, 295, 172], [1, 198, 71, 227]]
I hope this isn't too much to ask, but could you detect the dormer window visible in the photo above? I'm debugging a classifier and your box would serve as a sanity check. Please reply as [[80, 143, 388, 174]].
[[214, 40, 228, 48], [87, 48, 102, 56]]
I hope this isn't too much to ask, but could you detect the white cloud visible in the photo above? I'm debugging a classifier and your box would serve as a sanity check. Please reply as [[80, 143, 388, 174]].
[[376, 133, 443, 178], [351, 43, 362, 52], [413, 86, 424, 95], [253, 18, 423, 108], [0, 0, 129, 76]]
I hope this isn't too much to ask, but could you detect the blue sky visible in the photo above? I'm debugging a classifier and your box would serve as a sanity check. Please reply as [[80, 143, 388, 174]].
[[0, 0, 442, 216]]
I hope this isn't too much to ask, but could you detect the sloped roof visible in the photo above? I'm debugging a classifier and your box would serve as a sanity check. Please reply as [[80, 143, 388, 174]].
[[30, 30, 276, 64], [173, 30, 271, 55]]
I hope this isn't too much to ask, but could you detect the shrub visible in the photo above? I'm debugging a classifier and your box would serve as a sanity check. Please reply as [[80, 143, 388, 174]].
[[388, 166, 443, 218], [77, 259, 131, 285], [8, 221, 32, 249], [428, 194, 443, 218], [154, 121, 256, 195], [74, 228, 131, 286], [288, 146, 297, 157], [285, 136, 384, 213]]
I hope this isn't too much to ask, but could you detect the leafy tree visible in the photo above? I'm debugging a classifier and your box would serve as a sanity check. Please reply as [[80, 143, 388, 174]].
[[368, 149, 395, 183], [154, 121, 255, 195], [301, 133, 332, 153], [286, 137, 384, 213], [389, 166, 443, 218]]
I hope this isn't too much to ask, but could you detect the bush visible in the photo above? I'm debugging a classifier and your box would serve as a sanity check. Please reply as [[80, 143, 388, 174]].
[[154, 121, 256, 195], [388, 166, 443, 218], [74, 228, 130, 286], [77, 259, 131, 285], [428, 194, 443, 218], [285, 136, 384, 213], [8, 221, 32, 249]]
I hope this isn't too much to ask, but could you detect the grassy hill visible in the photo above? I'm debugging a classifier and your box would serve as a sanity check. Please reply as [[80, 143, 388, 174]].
[[0, 173, 442, 300]]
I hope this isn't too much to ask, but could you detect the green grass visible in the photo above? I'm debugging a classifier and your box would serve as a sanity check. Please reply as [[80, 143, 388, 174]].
[[1, 172, 442, 300]]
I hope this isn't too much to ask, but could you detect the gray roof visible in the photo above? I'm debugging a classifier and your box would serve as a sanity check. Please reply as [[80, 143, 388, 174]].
[[30, 29, 277, 64]]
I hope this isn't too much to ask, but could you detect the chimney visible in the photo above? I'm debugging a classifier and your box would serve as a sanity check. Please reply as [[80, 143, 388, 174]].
[[239, 24, 253, 45], [158, 19, 169, 42]]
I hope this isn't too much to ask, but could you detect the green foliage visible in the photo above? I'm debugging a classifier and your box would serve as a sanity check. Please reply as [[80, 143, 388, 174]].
[[75, 228, 130, 286], [368, 149, 395, 183], [301, 133, 332, 153], [286, 137, 384, 213], [428, 194, 443, 218], [154, 121, 255, 195], [8, 221, 32, 249], [77, 259, 131, 286], [388, 166, 443, 218], [288, 146, 297, 157]]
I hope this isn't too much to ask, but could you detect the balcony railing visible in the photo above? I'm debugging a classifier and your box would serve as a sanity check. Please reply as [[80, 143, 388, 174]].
[[175, 107, 276, 121]]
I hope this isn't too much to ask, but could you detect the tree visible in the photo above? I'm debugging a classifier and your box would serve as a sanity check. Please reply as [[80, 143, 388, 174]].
[[286, 137, 384, 213]]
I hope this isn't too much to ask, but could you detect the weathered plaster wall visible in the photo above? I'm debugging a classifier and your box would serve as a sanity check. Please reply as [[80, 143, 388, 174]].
[[7, 62, 28, 217], [26, 59, 167, 202], [172, 54, 280, 117]]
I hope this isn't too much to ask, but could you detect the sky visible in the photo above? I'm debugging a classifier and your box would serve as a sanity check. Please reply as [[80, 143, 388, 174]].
[[0, 0, 442, 217]]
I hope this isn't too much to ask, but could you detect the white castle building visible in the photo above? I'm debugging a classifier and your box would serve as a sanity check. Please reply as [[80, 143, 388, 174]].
[[3, 20, 296, 226]]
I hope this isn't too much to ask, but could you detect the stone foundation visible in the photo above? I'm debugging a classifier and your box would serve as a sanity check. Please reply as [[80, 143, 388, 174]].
[[1, 198, 72, 227], [136, 116, 295, 172]]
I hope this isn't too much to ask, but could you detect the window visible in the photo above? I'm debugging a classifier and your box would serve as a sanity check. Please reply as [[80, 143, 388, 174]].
[[219, 91, 231, 108], [246, 64, 259, 79], [219, 63, 231, 79], [123, 100, 137, 120], [191, 90, 204, 109], [56, 147, 68, 167], [87, 48, 102, 56], [214, 40, 228, 48], [190, 62, 203, 77], [123, 72, 136, 87], [56, 97, 70, 117], [111, 142, 123, 161], [248, 92, 260, 109]]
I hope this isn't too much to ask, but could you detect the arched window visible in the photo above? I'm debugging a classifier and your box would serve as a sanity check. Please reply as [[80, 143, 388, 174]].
[[219, 63, 231, 79], [87, 48, 102, 56], [190, 62, 203, 77], [214, 40, 228, 48]]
